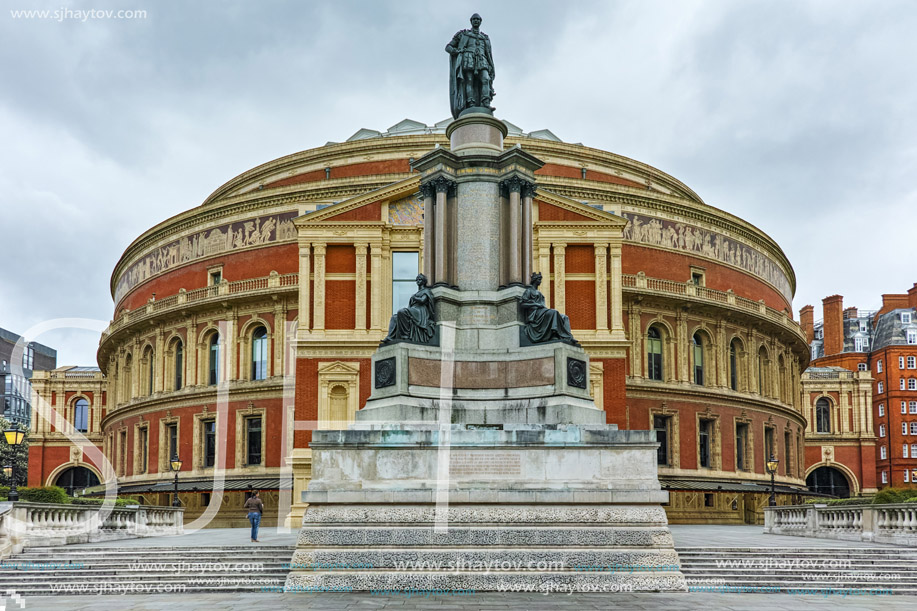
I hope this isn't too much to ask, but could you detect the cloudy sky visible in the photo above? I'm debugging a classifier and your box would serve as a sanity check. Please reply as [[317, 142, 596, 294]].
[[2, 0, 916, 366]]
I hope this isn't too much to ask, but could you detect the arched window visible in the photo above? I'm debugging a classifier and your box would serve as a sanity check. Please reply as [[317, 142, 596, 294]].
[[692, 332, 704, 385], [647, 326, 663, 381], [729, 340, 740, 391], [815, 397, 831, 433], [251, 326, 268, 381], [54, 466, 100, 496], [174, 340, 183, 390], [208, 333, 220, 386], [73, 398, 89, 433]]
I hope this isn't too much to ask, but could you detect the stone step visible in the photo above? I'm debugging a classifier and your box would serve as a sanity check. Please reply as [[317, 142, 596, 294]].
[[298, 525, 673, 546]]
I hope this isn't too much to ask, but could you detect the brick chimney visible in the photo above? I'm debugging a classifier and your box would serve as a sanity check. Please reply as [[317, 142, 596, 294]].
[[908, 283, 917, 310], [799, 305, 814, 344], [880, 294, 909, 317], [843, 306, 858, 319], [822, 295, 845, 356]]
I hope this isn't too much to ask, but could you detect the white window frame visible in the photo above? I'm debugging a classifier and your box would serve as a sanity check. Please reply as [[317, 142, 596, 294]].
[[878, 381, 884, 394], [858, 363, 868, 371], [901, 379, 907, 390], [879, 424, 886, 437], [880, 445, 887, 459], [912, 422, 917, 435], [912, 443, 917, 457], [909, 356, 917, 369], [904, 313, 912, 324], [904, 422, 909, 435], [878, 359, 883, 373], [911, 401, 917, 414], [905, 444, 910, 458], [900, 356, 906, 369], [910, 378, 917, 391], [855, 337, 865, 352], [909, 330, 917, 345], [879, 403, 885, 417], [882, 471, 888, 484]]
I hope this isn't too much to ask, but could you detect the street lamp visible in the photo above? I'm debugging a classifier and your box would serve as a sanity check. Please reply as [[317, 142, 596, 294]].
[[4, 427, 25, 502], [766, 455, 779, 507], [170, 454, 183, 507], [3, 465, 11, 481]]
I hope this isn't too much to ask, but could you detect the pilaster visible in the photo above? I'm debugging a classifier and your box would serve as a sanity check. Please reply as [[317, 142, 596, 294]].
[[355, 243, 368, 330]]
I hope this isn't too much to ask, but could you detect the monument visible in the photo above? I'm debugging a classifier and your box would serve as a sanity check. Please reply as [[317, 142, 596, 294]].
[[286, 15, 686, 594]]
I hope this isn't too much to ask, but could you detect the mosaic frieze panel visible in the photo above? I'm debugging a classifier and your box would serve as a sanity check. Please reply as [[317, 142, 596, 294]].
[[388, 193, 424, 225], [621, 212, 792, 301], [115, 211, 299, 303]]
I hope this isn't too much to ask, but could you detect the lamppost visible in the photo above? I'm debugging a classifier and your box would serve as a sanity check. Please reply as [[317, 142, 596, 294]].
[[3, 427, 25, 502], [766, 454, 779, 507], [170, 454, 183, 507]]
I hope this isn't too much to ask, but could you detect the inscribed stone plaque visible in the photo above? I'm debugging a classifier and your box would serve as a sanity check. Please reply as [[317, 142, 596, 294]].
[[469, 305, 493, 325], [449, 451, 522, 477]]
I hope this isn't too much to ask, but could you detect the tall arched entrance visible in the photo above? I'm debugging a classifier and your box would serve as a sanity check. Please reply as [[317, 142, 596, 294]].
[[806, 466, 850, 498], [54, 466, 101, 495]]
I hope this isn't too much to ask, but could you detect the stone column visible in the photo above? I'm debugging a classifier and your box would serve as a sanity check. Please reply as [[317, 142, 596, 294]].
[[370, 244, 383, 330], [676, 311, 688, 382], [421, 184, 435, 283], [522, 183, 535, 285], [538, 245, 552, 308], [629, 304, 643, 378], [716, 320, 727, 387], [355, 243, 368, 330], [274, 302, 286, 377], [503, 178, 522, 285], [298, 244, 311, 332], [594, 243, 608, 331], [313, 244, 326, 331], [154, 328, 165, 393], [552, 244, 566, 314], [609, 245, 625, 341], [433, 177, 452, 285]]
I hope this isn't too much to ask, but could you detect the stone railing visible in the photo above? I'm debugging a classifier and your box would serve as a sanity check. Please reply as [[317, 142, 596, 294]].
[[765, 503, 917, 546], [622, 272, 804, 339], [0, 502, 183, 558], [101, 271, 299, 340]]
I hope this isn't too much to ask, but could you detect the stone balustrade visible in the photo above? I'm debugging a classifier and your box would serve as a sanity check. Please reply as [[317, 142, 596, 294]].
[[765, 504, 917, 546], [0, 502, 183, 558], [622, 272, 804, 341]]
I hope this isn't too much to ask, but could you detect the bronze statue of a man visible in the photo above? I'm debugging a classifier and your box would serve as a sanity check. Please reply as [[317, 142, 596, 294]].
[[446, 13, 495, 119]]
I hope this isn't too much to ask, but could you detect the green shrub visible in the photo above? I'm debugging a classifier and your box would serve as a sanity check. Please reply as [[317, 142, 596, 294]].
[[17, 486, 70, 505], [0, 485, 9, 499], [872, 488, 914, 505]]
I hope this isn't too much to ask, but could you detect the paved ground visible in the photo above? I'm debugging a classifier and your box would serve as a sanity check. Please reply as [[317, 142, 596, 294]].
[[20, 591, 911, 610], [66, 523, 904, 549]]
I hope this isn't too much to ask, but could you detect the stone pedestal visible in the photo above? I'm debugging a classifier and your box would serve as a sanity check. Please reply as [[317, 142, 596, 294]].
[[286, 114, 685, 593]]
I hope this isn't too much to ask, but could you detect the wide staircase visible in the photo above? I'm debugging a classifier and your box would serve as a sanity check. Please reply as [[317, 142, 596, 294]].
[[679, 547, 917, 595], [0, 544, 296, 595], [4, 544, 917, 595]]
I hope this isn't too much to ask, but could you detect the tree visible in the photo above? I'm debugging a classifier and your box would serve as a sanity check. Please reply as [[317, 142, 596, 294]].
[[0, 416, 29, 488]]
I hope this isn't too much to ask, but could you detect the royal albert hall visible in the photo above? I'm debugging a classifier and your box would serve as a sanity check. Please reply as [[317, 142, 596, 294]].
[[31, 118, 811, 526]]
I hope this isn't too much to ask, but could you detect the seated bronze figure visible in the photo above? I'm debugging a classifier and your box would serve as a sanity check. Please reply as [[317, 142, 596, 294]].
[[381, 274, 436, 345], [519, 272, 578, 345]]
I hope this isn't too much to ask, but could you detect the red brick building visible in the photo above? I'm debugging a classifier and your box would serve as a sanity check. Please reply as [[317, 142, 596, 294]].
[[28, 119, 811, 524], [802, 287, 917, 494]]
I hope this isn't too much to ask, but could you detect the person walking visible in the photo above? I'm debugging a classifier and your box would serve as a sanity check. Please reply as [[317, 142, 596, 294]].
[[244, 490, 264, 542]]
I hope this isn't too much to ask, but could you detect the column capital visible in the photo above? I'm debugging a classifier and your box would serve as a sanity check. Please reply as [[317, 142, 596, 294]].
[[500, 176, 535, 196], [521, 182, 537, 199], [594, 243, 609, 254], [552, 243, 567, 252], [354, 242, 368, 254], [428, 176, 456, 194], [312, 243, 326, 256], [420, 183, 436, 199]]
